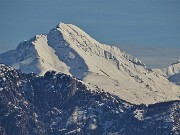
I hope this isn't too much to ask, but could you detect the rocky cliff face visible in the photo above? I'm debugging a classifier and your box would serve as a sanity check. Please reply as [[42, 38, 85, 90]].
[[0, 64, 179, 135]]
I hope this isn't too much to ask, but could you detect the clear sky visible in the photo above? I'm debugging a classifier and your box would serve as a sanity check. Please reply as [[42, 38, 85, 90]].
[[0, 0, 180, 67]]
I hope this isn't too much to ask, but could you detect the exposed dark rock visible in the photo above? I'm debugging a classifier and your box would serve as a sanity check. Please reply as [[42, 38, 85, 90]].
[[0, 64, 179, 135]]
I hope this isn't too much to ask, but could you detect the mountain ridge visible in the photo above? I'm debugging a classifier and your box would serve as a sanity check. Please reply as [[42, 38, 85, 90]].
[[0, 64, 179, 135], [154, 60, 180, 85], [154, 60, 180, 77], [0, 22, 180, 105]]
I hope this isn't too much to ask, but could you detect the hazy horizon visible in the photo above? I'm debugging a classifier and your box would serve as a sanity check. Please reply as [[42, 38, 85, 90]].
[[0, 0, 180, 68]]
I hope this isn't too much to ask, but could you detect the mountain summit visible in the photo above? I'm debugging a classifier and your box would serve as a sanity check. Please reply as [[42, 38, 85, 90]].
[[0, 22, 180, 104]]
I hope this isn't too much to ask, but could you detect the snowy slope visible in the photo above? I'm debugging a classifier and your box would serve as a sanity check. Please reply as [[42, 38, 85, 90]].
[[0, 35, 70, 75], [0, 23, 180, 105]]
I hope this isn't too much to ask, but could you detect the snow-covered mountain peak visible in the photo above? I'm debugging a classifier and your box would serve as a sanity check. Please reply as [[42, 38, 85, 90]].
[[0, 22, 180, 104], [55, 22, 104, 54], [154, 60, 180, 85], [57, 22, 98, 44], [52, 23, 146, 68], [154, 60, 180, 77]]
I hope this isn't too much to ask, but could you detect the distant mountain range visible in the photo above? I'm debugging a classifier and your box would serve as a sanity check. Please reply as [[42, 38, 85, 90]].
[[0, 23, 180, 135], [154, 60, 180, 85]]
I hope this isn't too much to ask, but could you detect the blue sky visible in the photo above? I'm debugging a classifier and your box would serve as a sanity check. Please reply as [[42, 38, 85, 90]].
[[0, 0, 180, 67]]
